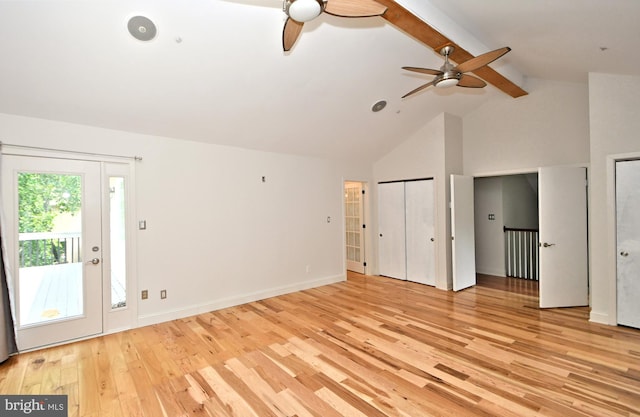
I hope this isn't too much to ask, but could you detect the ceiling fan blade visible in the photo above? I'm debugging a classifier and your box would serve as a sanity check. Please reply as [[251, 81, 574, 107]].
[[402, 67, 443, 76], [402, 80, 437, 98], [455, 46, 511, 73], [282, 18, 304, 51], [457, 74, 487, 88], [324, 0, 387, 17]]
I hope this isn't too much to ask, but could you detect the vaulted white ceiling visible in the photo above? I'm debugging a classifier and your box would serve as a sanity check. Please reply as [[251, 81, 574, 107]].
[[0, 0, 638, 161]]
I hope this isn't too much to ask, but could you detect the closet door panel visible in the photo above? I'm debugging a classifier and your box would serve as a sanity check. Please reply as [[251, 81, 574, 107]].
[[406, 180, 436, 285], [617, 159, 640, 328], [378, 182, 406, 279]]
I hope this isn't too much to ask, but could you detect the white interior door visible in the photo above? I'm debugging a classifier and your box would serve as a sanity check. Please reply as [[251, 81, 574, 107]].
[[405, 180, 436, 285], [378, 182, 406, 279], [2, 155, 103, 350], [538, 166, 588, 308], [345, 182, 365, 274], [616, 159, 640, 328], [451, 175, 476, 291]]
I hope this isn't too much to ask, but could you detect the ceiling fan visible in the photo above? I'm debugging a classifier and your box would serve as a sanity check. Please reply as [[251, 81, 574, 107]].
[[282, 0, 387, 51], [401, 45, 511, 98]]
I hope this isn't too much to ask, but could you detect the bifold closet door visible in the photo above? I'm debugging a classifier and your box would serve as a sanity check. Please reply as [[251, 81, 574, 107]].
[[406, 180, 436, 285], [378, 182, 406, 279]]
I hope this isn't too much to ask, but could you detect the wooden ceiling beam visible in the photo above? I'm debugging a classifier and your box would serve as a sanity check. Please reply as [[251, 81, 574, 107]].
[[377, 0, 528, 98]]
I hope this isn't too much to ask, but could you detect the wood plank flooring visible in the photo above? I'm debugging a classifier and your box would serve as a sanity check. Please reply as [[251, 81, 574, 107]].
[[1, 272, 639, 416]]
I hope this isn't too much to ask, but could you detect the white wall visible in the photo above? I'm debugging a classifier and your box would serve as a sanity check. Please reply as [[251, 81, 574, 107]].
[[474, 177, 505, 276], [463, 78, 589, 279], [463, 78, 590, 175], [502, 175, 538, 230], [373, 113, 463, 289], [588, 73, 640, 325], [0, 113, 368, 329]]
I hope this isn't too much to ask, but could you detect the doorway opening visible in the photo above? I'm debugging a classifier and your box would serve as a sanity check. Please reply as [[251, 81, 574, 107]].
[[472, 167, 588, 309], [474, 173, 539, 282]]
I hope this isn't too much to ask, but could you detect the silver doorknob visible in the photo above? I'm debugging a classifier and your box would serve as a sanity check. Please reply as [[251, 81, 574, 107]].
[[620, 251, 629, 257], [87, 258, 100, 265], [541, 242, 555, 247], [430, 238, 435, 242]]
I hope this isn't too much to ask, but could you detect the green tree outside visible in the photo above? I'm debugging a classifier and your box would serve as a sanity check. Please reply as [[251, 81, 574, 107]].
[[18, 173, 82, 266]]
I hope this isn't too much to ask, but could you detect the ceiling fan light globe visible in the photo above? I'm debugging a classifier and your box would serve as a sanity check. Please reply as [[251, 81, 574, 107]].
[[436, 78, 459, 88], [288, 0, 323, 22]]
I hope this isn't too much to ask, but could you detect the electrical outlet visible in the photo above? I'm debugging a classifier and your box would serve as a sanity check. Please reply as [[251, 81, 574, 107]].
[[160, 290, 167, 299], [141, 290, 148, 300]]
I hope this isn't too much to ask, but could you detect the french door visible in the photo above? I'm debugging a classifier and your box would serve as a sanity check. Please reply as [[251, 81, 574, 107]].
[[345, 182, 366, 274], [2, 156, 103, 350]]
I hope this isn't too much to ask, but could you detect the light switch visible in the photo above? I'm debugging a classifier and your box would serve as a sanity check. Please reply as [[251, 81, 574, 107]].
[[139, 220, 147, 230]]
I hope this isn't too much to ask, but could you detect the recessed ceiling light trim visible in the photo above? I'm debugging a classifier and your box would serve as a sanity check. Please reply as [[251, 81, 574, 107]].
[[128, 16, 157, 42], [372, 100, 387, 112]]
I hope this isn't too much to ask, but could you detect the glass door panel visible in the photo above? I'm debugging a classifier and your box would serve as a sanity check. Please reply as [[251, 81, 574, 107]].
[[345, 182, 365, 274], [109, 176, 127, 309], [17, 172, 83, 325], [2, 156, 103, 350]]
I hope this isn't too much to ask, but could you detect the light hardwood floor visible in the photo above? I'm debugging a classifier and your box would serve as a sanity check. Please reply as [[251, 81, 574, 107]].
[[1, 272, 639, 416]]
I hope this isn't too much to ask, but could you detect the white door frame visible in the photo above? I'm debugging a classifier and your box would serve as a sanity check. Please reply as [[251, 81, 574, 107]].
[[342, 179, 370, 276]]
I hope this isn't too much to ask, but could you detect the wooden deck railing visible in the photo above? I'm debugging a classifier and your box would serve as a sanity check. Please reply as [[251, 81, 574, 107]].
[[18, 232, 81, 267]]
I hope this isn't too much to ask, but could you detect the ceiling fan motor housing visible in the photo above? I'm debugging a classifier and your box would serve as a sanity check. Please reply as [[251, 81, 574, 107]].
[[436, 71, 462, 88], [436, 56, 461, 88]]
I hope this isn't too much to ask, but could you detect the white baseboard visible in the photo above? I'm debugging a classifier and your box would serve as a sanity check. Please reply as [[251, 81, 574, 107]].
[[137, 274, 346, 327], [476, 267, 506, 277], [589, 311, 611, 325]]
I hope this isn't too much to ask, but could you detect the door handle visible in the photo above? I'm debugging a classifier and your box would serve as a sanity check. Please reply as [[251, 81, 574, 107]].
[[86, 258, 100, 265], [620, 251, 629, 257], [541, 242, 555, 248]]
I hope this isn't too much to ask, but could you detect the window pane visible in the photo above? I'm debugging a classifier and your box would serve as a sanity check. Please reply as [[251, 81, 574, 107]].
[[110, 177, 127, 309], [17, 172, 83, 325]]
